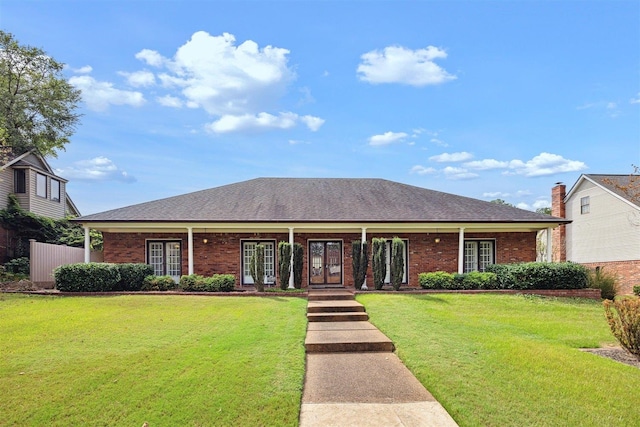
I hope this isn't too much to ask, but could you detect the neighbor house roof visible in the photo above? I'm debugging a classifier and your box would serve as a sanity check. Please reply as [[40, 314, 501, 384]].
[[76, 178, 561, 224], [567, 174, 640, 209]]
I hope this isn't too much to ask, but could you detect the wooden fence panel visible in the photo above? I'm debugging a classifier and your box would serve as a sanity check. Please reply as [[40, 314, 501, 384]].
[[29, 240, 103, 287]]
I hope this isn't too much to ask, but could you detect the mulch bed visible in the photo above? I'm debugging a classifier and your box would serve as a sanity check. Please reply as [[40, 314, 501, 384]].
[[581, 346, 640, 369]]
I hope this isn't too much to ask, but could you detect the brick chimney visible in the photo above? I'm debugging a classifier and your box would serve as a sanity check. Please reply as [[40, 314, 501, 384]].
[[551, 183, 566, 262]]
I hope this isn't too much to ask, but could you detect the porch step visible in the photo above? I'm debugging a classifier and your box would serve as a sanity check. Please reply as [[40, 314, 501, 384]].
[[307, 312, 370, 322], [307, 300, 365, 313], [308, 290, 355, 301], [305, 322, 394, 353]]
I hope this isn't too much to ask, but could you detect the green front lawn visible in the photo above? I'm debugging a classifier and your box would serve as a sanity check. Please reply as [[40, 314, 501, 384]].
[[357, 293, 640, 427], [0, 294, 307, 426]]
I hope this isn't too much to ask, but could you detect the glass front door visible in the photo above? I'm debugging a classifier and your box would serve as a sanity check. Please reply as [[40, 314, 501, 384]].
[[309, 241, 342, 285]]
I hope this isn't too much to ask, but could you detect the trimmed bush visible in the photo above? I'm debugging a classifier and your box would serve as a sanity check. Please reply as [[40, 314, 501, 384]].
[[352, 240, 369, 290], [372, 238, 387, 290], [250, 244, 265, 292], [419, 271, 454, 289], [179, 274, 235, 292], [4, 257, 29, 275], [142, 275, 177, 291], [54, 263, 121, 292], [115, 263, 154, 291], [588, 267, 619, 300], [293, 243, 303, 289], [485, 262, 589, 290], [278, 241, 292, 290], [604, 298, 640, 360], [465, 271, 499, 289], [634, 286, 640, 297]]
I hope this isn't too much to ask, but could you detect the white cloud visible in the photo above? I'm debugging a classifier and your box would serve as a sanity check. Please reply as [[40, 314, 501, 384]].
[[135, 49, 165, 67], [631, 93, 640, 104], [289, 139, 310, 145], [482, 191, 510, 198], [357, 45, 456, 86], [507, 152, 587, 177], [430, 138, 448, 147], [206, 112, 323, 134], [429, 152, 473, 162], [72, 65, 93, 74], [55, 157, 136, 183], [69, 75, 146, 112], [157, 95, 183, 108], [410, 165, 436, 175], [119, 70, 156, 87], [443, 166, 478, 180], [533, 199, 550, 210], [464, 159, 509, 170], [369, 131, 408, 146]]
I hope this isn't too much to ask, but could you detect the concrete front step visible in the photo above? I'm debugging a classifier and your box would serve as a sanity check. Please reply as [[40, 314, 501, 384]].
[[307, 300, 365, 313], [308, 291, 355, 301], [307, 312, 369, 322], [305, 328, 395, 353]]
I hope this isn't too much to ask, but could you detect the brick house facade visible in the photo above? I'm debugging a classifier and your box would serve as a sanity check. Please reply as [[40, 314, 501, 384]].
[[78, 178, 563, 289]]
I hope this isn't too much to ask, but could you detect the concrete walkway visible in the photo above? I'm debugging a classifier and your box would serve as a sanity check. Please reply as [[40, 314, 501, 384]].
[[300, 289, 458, 427]]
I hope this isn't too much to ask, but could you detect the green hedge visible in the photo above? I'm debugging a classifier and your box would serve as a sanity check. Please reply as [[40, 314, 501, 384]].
[[419, 263, 588, 291], [115, 263, 155, 291], [633, 286, 640, 297], [141, 275, 178, 291], [179, 274, 235, 292], [54, 263, 121, 292]]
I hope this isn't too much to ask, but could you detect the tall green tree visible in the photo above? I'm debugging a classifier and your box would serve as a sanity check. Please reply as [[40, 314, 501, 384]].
[[0, 31, 81, 159]]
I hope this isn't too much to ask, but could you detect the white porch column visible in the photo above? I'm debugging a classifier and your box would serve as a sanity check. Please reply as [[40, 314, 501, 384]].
[[457, 227, 465, 274], [84, 226, 91, 263], [288, 227, 295, 289], [546, 227, 553, 263], [361, 227, 368, 290], [187, 227, 194, 275]]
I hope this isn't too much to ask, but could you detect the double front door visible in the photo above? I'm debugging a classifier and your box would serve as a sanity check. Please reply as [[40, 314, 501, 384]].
[[309, 241, 342, 285]]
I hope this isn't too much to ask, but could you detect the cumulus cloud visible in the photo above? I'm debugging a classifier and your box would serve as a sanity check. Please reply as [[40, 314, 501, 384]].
[[631, 93, 640, 104], [506, 152, 587, 177], [369, 131, 408, 146], [206, 112, 324, 134], [118, 70, 156, 87], [464, 159, 509, 170], [410, 165, 437, 175], [357, 45, 456, 86], [55, 157, 136, 183], [429, 152, 473, 162], [443, 166, 478, 180], [156, 95, 183, 108], [69, 75, 145, 112], [72, 65, 93, 74], [135, 49, 165, 67]]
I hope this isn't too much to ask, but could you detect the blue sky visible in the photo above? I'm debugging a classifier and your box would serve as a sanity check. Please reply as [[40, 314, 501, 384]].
[[2, 1, 639, 215]]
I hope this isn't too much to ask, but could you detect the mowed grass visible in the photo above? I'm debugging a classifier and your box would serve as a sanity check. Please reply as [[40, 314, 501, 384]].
[[0, 294, 308, 427], [357, 293, 640, 427]]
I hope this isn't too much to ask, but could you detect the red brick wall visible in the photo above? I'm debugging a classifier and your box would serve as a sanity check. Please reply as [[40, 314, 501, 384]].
[[103, 230, 539, 288], [551, 184, 567, 262], [581, 260, 640, 295]]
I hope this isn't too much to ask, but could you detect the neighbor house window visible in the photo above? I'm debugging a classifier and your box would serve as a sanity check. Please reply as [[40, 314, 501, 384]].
[[14, 169, 26, 193], [147, 241, 181, 280], [580, 196, 590, 214], [50, 179, 60, 202], [36, 173, 47, 198], [242, 241, 275, 285], [384, 239, 408, 284], [464, 240, 495, 273]]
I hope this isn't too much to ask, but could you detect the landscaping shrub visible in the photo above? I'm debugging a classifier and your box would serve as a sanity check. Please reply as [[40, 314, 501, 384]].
[[293, 243, 303, 289], [352, 240, 369, 290], [142, 275, 177, 291], [603, 298, 640, 360], [250, 244, 265, 292], [115, 263, 154, 291], [278, 241, 292, 290], [634, 286, 640, 297], [371, 238, 387, 290], [54, 263, 121, 292], [4, 257, 29, 275], [390, 237, 404, 291], [463, 271, 498, 289], [419, 271, 453, 289], [485, 262, 589, 290], [179, 274, 235, 292], [588, 267, 619, 300]]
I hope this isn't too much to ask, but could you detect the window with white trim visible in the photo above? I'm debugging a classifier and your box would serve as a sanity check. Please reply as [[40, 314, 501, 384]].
[[242, 241, 276, 285], [383, 239, 408, 284], [36, 173, 47, 198], [464, 240, 495, 273], [147, 241, 182, 280], [580, 196, 590, 214]]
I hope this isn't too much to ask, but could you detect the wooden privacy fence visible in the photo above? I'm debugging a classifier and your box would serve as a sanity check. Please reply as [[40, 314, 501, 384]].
[[29, 240, 103, 288]]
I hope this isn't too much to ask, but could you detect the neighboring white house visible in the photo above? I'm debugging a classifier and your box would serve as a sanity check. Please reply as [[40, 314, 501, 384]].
[[552, 174, 640, 294]]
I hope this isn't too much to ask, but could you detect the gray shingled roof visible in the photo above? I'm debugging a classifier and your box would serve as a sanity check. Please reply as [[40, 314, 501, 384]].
[[76, 178, 561, 223], [585, 174, 639, 207]]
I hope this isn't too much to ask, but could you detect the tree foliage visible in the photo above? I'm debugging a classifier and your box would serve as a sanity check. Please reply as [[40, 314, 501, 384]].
[[390, 237, 405, 291], [371, 238, 387, 290], [351, 240, 369, 290], [277, 241, 292, 290], [0, 30, 81, 158], [293, 243, 303, 289]]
